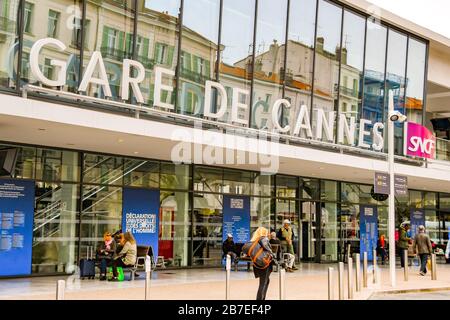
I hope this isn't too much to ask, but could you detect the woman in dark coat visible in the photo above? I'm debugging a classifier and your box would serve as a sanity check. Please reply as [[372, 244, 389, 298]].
[[251, 227, 276, 300]]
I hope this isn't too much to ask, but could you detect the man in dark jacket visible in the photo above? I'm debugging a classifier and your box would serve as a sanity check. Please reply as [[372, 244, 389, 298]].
[[222, 234, 239, 267], [413, 225, 433, 276], [398, 223, 411, 268]]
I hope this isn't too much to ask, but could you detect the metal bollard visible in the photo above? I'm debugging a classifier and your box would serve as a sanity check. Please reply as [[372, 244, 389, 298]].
[[226, 254, 231, 300], [347, 244, 351, 263], [338, 262, 345, 300], [363, 252, 368, 288], [348, 257, 353, 299], [328, 267, 334, 300], [355, 253, 361, 292], [403, 250, 408, 282], [373, 249, 377, 284], [279, 268, 286, 300], [145, 255, 151, 300], [56, 280, 65, 300], [431, 254, 437, 280]]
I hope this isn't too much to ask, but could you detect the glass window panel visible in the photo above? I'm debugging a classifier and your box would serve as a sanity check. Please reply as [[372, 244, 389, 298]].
[[0, 144, 36, 179], [0, 0, 19, 89], [123, 158, 159, 189], [83, 154, 123, 186], [84, 1, 135, 100], [251, 173, 273, 197], [32, 182, 79, 274], [339, 11, 365, 145], [193, 166, 222, 193], [160, 191, 190, 267], [440, 193, 450, 210], [251, 197, 271, 234], [322, 202, 338, 261], [218, 0, 255, 126], [406, 39, 426, 125], [35, 148, 79, 182], [137, 0, 180, 107], [301, 178, 319, 200], [424, 192, 437, 209], [285, 0, 316, 137], [192, 192, 222, 266], [80, 185, 122, 259], [223, 169, 251, 195], [160, 162, 190, 190], [179, 0, 219, 117], [251, 0, 288, 130], [409, 190, 423, 209], [386, 30, 407, 155], [425, 210, 439, 243], [21, 1, 82, 93], [321, 180, 337, 201], [276, 175, 298, 198], [362, 21, 387, 124], [312, 0, 342, 141]]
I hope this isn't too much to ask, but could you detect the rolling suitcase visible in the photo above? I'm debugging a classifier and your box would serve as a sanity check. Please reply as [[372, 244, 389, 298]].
[[80, 246, 95, 280]]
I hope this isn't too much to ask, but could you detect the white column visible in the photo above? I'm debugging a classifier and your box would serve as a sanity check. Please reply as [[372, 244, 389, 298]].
[[388, 90, 396, 288]]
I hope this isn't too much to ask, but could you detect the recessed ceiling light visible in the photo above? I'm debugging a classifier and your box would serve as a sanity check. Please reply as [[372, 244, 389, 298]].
[[118, 139, 124, 143], [319, 167, 325, 170], [134, 151, 139, 155], [67, 143, 75, 146]]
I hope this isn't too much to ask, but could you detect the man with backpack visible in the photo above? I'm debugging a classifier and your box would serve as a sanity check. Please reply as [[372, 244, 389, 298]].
[[413, 225, 433, 276]]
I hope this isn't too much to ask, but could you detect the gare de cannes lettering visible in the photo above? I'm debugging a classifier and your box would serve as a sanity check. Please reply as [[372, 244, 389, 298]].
[[30, 37, 409, 153]]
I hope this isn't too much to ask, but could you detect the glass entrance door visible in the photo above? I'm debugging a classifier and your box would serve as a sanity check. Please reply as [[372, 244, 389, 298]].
[[300, 201, 318, 262]]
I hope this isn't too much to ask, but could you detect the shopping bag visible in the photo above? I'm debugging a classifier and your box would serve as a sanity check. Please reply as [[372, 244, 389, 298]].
[[427, 258, 432, 271], [107, 267, 125, 281]]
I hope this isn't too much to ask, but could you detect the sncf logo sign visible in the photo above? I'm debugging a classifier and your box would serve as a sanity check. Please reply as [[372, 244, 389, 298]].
[[404, 122, 436, 159]]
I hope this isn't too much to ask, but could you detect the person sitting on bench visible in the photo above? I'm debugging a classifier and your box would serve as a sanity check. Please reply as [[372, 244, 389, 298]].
[[109, 232, 137, 282], [222, 234, 239, 268], [96, 231, 116, 281]]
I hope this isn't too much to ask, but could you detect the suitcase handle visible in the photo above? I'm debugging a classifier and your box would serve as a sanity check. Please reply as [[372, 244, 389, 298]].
[[86, 245, 94, 260]]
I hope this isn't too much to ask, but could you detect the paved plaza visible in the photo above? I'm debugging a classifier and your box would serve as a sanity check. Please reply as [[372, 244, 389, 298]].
[[1, 262, 449, 300]]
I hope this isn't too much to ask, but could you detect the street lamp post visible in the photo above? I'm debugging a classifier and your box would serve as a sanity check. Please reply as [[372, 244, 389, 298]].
[[387, 90, 407, 288]]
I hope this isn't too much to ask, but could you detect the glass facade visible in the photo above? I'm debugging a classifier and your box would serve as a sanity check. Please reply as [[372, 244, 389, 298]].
[[1, 141, 449, 275], [0, 0, 428, 156]]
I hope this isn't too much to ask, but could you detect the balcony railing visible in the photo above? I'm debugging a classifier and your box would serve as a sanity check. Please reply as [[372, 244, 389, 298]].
[[180, 67, 209, 84], [100, 46, 130, 61], [339, 86, 359, 98], [436, 138, 450, 162], [0, 16, 16, 33]]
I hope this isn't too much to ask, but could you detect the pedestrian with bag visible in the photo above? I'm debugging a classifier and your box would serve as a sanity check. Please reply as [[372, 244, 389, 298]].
[[243, 227, 277, 300], [413, 225, 433, 276], [277, 219, 298, 270]]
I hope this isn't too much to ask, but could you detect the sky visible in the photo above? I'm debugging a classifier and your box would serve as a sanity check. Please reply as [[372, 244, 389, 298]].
[[367, 0, 450, 39]]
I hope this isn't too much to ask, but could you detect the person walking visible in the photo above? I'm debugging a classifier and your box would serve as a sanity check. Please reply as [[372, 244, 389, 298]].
[[398, 223, 411, 268], [250, 227, 276, 300], [413, 225, 433, 276], [277, 219, 298, 270], [377, 234, 387, 265]]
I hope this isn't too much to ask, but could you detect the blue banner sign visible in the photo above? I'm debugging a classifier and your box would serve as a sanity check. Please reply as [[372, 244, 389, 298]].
[[360, 205, 378, 261], [0, 179, 35, 277], [222, 195, 251, 244], [410, 209, 425, 239], [122, 188, 160, 257]]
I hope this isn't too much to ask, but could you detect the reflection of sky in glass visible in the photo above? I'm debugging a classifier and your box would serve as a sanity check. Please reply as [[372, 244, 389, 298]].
[[288, 0, 316, 47], [255, 0, 287, 55], [316, 0, 342, 54], [183, 0, 219, 43], [221, 0, 255, 65], [406, 39, 426, 99], [145, 0, 180, 16], [387, 30, 407, 78], [342, 11, 365, 70], [365, 22, 386, 74]]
